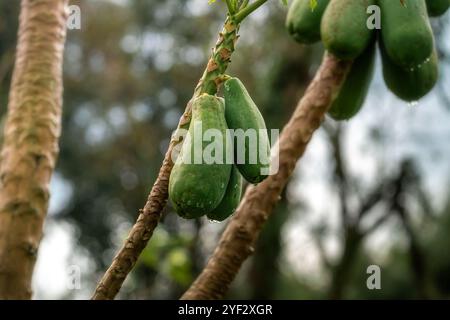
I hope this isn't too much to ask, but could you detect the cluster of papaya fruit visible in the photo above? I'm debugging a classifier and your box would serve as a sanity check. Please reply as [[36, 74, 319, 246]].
[[169, 78, 270, 221], [286, 0, 448, 120]]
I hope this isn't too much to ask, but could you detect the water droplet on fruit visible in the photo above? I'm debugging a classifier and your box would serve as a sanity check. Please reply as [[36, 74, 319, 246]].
[[209, 219, 220, 224], [408, 101, 418, 107]]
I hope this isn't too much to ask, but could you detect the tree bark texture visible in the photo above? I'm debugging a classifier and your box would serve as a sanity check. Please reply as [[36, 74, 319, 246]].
[[0, 0, 68, 299], [181, 53, 352, 300]]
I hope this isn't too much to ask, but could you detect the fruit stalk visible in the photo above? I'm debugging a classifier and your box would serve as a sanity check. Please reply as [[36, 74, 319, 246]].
[[181, 53, 352, 300], [92, 15, 239, 300]]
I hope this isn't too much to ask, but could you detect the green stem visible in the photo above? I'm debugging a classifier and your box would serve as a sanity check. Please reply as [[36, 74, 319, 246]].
[[225, 0, 236, 13], [234, 0, 268, 23], [194, 16, 239, 96], [239, 0, 250, 10]]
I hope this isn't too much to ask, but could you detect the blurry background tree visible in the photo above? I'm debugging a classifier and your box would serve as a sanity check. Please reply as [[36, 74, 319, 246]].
[[0, 0, 449, 299], [0, 0, 67, 299]]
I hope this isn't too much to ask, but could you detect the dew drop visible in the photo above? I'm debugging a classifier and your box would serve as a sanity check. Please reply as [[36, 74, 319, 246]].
[[408, 101, 419, 107], [208, 219, 221, 224]]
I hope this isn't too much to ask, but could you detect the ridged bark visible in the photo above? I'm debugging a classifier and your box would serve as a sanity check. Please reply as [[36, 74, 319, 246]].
[[0, 0, 68, 299], [182, 53, 351, 300]]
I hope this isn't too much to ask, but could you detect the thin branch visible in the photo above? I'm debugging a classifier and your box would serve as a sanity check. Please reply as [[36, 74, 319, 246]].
[[362, 160, 414, 235], [324, 124, 351, 227], [181, 53, 352, 300], [364, 207, 392, 235], [328, 226, 363, 299], [225, 0, 236, 13], [397, 205, 435, 298], [239, 0, 250, 10], [92, 16, 240, 300], [234, 0, 268, 23], [357, 185, 384, 221], [311, 222, 332, 270]]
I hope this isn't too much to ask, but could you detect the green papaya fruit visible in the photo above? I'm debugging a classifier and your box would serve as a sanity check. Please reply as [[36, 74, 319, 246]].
[[381, 43, 438, 102], [426, 0, 450, 16], [321, 0, 375, 60], [207, 165, 243, 222], [224, 77, 270, 184], [169, 94, 232, 219], [286, 0, 330, 44], [328, 40, 376, 120], [380, 0, 434, 68]]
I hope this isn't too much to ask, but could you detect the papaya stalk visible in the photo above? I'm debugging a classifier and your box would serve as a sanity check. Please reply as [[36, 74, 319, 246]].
[[92, 1, 268, 300], [181, 53, 352, 300]]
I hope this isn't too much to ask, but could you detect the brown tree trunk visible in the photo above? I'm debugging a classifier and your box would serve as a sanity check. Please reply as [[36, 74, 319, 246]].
[[0, 0, 67, 299], [181, 53, 351, 300]]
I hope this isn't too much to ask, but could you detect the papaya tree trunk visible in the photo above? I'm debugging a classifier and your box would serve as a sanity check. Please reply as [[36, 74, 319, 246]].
[[181, 53, 351, 300], [0, 0, 67, 299]]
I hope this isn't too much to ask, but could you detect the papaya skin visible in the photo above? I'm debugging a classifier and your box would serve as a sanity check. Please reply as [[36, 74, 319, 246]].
[[207, 165, 243, 222], [169, 94, 232, 219], [381, 43, 438, 102], [321, 0, 375, 60], [426, 0, 450, 17], [328, 40, 376, 120], [286, 0, 330, 44], [380, 0, 434, 68], [224, 77, 270, 184]]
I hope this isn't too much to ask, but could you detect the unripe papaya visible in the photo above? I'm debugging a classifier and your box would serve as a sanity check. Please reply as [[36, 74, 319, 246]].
[[381, 43, 438, 102], [169, 94, 232, 219], [207, 165, 243, 222], [380, 0, 434, 68], [426, 0, 450, 16], [321, 0, 375, 60], [224, 77, 270, 184], [328, 40, 376, 120], [286, 0, 330, 44]]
